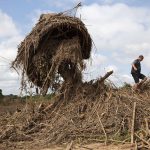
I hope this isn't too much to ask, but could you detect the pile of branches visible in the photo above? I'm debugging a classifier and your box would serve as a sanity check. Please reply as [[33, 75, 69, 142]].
[[6, 5, 150, 149], [12, 13, 92, 95], [0, 76, 150, 149]]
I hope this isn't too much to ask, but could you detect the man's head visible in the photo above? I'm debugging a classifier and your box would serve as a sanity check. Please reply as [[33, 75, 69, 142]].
[[138, 55, 144, 61]]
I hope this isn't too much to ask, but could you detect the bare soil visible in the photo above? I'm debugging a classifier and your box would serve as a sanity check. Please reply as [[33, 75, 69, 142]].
[[0, 141, 133, 150], [42, 143, 134, 150]]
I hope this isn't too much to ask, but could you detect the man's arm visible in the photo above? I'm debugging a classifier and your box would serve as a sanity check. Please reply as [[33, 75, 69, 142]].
[[132, 63, 137, 71], [132, 60, 138, 71]]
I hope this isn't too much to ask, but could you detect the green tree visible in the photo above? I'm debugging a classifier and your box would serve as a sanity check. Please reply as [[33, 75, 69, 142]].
[[122, 82, 131, 89], [0, 89, 3, 97]]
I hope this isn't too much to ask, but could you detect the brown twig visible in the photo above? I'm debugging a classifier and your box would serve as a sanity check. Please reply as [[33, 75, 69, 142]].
[[66, 141, 73, 150], [135, 133, 150, 148], [96, 112, 108, 145], [131, 102, 136, 144], [99, 70, 113, 83]]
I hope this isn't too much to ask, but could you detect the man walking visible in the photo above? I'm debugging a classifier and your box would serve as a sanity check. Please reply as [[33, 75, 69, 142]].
[[131, 55, 147, 90]]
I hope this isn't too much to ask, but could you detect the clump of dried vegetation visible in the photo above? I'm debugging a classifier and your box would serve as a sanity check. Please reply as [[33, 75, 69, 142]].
[[12, 10, 92, 95]]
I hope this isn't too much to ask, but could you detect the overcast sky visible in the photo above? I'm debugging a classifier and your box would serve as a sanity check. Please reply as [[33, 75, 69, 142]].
[[0, 0, 150, 95]]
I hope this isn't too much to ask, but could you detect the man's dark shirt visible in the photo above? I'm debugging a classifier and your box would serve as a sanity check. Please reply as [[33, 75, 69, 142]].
[[131, 59, 141, 74]]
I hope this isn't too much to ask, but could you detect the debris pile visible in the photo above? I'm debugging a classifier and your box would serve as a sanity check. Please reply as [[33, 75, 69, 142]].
[[1, 7, 149, 149], [0, 79, 150, 149]]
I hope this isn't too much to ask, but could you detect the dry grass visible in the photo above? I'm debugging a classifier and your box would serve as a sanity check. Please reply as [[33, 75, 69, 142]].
[[0, 79, 150, 149], [12, 13, 92, 95]]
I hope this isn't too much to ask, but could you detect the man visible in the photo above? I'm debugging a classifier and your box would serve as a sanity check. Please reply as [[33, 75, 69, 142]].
[[131, 55, 147, 90]]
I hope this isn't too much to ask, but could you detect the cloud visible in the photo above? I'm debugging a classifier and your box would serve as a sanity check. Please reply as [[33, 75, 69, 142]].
[[0, 10, 23, 95], [83, 53, 108, 81], [27, 9, 52, 27], [144, 53, 150, 70], [0, 10, 20, 39], [90, 53, 108, 67], [78, 3, 150, 84], [105, 65, 118, 72], [108, 73, 133, 87], [80, 3, 150, 54]]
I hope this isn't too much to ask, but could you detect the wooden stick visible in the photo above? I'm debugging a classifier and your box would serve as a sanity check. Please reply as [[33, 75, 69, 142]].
[[80, 146, 93, 150], [99, 70, 113, 83], [135, 133, 150, 147], [66, 141, 73, 150], [131, 102, 136, 144], [145, 118, 150, 136], [135, 140, 138, 150], [96, 112, 108, 145]]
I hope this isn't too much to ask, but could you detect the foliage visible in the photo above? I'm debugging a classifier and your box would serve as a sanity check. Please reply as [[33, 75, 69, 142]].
[[121, 82, 131, 89], [0, 89, 3, 99]]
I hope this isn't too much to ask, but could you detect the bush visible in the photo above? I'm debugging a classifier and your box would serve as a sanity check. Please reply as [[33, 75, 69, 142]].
[[122, 82, 131, 89], [0, 89, 3, 97], [0, 89, 2, 95]]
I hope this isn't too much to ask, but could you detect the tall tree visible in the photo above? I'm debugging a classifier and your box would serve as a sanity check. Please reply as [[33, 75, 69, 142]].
[[0, 89, 3, 97]]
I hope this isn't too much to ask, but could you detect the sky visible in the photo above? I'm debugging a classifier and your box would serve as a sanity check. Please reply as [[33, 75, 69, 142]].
[[0, 0, 150, 95]]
